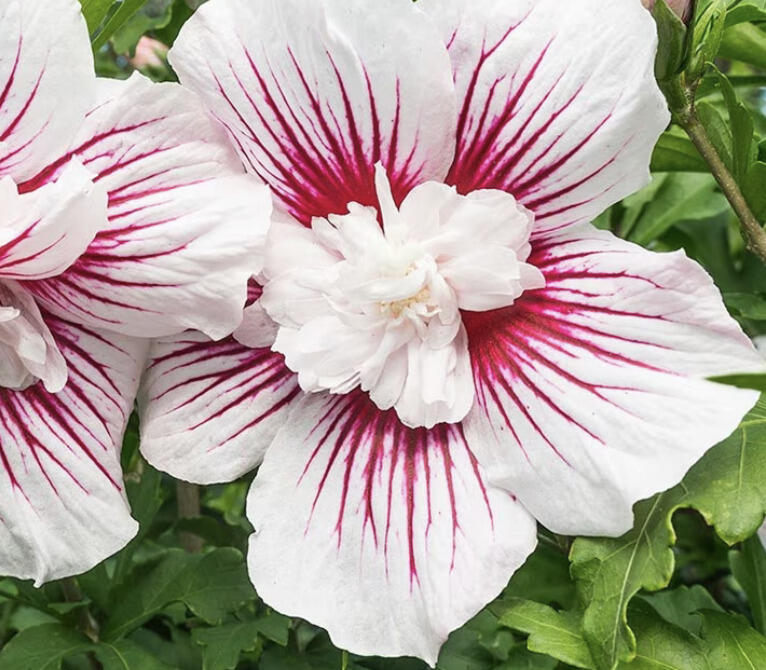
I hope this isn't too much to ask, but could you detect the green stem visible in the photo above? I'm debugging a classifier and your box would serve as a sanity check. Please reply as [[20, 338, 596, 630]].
[[670, 79, 766, 264], [177, 481, 203, 553], [61, 578, 100, 643]]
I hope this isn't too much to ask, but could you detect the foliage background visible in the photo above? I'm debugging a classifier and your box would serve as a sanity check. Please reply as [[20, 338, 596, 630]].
[[2, 0, 766, 668]]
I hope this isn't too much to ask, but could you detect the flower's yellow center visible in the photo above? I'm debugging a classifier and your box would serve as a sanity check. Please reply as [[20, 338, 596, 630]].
[[380, 286, 432, 318]]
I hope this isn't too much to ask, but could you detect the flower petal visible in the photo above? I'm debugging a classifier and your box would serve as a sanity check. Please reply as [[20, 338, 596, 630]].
[[23, 74, 271, 340], [463, 225, 764, 536], [138, 332, 299, 484], [0, 0, 94, 179], [0, 161, 106, 280], [421, 0, 669, 232], [0, 281, 66, 393], [247, 391, 537, 665], [0, 312, 145, 584], [169, 0, 457, 224]]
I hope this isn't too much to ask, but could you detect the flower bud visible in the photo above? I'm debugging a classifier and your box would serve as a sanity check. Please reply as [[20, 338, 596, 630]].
[[130, 36, 169, 70], [642, 0, 694, 23]]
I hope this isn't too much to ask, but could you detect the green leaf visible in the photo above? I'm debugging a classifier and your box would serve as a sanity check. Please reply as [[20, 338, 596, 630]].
[[78, 0, 116, 34], [252, 611, 292, 646], [620, 600, 711, 670], [714, 70, 756, 181], [113, 461, 164, 585], [720, 22, 766, 70], [626, 173, 728, 245], [651, 130, 708, 172], [730, 537, 766, 634], [497, 646, 558, 670], [690, 0, 728, 78], [495, 599, 595, 669], [682, 399, 766, 543], [438, 610, 506, 670], [710, 373, 766, 392], [192, 622, 264, 670], [724, 292, 766, 320], [653, 0, 689, 80], [571, 492, 682, 670], [572, 397, 766, 669], [506, 542, 577, 610], [637, 586, 722, 636], [93, 0, 150, 49], [726, 0, 766, 26], [103, 548, 255, 640], [701, 610, 766, 667], [0, 623, 92, 669], [96, 639, 174, 670]]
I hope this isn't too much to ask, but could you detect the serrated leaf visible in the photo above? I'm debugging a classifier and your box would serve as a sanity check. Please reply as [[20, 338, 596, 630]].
[[572, 397, 766, 670], [96, 639, 174, 670], [103, 548, 254, 640], [637, 586, 722, 636], [495, 599, 595, 669], [730, 537, 766, 634], [620, 600, 711, 670], [193, 622, 264, 670], [438, 610, 502, 670], [571, 492, 682, 670], [0, 623, 92, 669]]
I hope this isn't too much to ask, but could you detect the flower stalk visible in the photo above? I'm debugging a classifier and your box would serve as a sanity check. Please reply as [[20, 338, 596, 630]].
[[177, 481, 203, 553], [679, 109, 766, 264], [60, 577, 100, 643], [662, 70, 766, 265]]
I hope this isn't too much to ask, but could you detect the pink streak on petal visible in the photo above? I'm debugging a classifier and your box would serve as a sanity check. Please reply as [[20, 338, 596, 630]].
[[300, 391, 492, 586]]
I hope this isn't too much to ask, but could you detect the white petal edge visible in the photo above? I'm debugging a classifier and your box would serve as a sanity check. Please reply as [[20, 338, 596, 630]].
[[464, 224, 764, 536]]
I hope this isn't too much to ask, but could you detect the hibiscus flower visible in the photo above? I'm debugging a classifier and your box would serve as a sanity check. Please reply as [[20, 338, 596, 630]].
[[0, 0, 269, 583], [139, 0, 764, 662]]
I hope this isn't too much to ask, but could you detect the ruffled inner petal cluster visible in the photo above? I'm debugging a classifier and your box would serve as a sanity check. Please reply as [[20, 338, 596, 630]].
[[262, 166, 544, 428]]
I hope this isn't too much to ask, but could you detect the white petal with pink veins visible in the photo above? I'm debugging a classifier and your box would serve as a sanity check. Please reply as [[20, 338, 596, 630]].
[[0, 161, 106, 280], [233, 301, 279, 349], [464, 224, 765, 536], [0, 281, 66, 392], [0, 0, 95, 180], [262, 167, 542, 429], [421, 0, 669, 232], [138, 332, 300, 484], [247, 391, 537, 665], [22, 74, 271, 340], [169, 0, 457, 223], [0, 313, 146, 584]]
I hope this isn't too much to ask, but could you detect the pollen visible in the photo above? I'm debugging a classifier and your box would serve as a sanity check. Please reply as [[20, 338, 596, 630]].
[[380, 287, 432, 318]]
